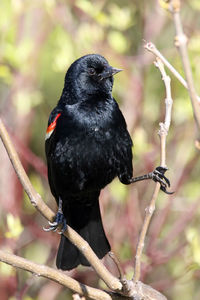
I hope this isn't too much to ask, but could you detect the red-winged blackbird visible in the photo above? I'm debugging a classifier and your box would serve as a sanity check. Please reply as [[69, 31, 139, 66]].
[[44, 54, 171, 270]]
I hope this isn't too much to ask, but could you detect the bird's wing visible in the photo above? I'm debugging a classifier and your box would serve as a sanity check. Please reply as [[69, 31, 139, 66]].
[[112, 99, 133, 184], [45, 107, 63, 141]]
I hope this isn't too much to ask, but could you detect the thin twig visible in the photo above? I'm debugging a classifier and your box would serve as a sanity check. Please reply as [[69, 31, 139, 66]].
[[0, 118, 122, 292], [133, 58, 173, 282], [144, 42, 200, 104], [144, 42, 187, 90], [169, 0, 200, 133], [108, 252, 124, 280]]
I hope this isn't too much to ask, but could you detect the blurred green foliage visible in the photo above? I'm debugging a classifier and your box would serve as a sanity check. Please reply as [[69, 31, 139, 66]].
[[1, 0, 200, 300], [5, 214, 24, 239]]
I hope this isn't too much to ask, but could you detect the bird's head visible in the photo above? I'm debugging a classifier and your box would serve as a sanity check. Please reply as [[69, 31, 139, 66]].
[[64, 54, 122, 100]]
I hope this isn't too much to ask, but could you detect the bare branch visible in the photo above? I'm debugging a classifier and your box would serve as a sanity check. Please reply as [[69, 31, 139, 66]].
[[169, 0, 200, 133], [0, 249, 168, 299], [0, 250, 112, 300], [155, 58, 173, 135], [108, 252, 124, 280], [144, 41, 188, 91], [133, 59, 173, 282]]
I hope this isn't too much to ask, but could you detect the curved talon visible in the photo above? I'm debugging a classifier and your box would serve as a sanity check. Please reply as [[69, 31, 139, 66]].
[[48, 221, 58, 226], [156, 166, 168, 173], [154, 170, 170, 186], [153, 174, 168, 187], [160, 185, 174, 194], [162, 175, 170, 187], [43, 225, 57, 232], [57, 226, 66, 234], [58, 228, 66, 234], [153, 166, 173, 194], [43, 211, 67, 234]]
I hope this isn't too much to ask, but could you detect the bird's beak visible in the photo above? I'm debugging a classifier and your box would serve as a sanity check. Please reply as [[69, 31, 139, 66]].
[[110, 67, 123, 76], [99, 66, 123, 80]]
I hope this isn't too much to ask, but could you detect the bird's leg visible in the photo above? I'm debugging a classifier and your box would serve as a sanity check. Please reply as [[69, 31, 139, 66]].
[[129, 166, 173, 194], [43, 197, 67, 234]]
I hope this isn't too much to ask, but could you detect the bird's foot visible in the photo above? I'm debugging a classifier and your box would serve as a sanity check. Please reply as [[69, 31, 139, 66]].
[[130, 166, 173, 194], [43, 211, 67, 234], [151, 166, 173, 194]]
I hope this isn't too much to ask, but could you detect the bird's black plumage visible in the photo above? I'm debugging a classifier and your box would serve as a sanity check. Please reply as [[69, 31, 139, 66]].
[[45, 54, 172, 270], [45, 54, 133, 270]]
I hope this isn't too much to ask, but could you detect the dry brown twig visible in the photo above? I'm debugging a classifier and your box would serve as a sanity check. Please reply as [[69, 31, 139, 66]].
[[144, 42, 200, 103], [145, 40, 200, 144], [0, 118, 167, 300], [145, 0, 200, 138], [0, 250, 111, 300], [144, 42, 187, 90], [133, 58, 173, 282], [169, 0, 200, 133], [0, 247, 167, 300], [108, 252, 124, 280]]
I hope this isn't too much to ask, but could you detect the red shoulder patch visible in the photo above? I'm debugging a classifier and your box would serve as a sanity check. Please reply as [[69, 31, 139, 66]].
[[45, 113, 61, 140]]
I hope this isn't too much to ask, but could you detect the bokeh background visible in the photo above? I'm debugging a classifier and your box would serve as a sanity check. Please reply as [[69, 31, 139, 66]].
[[1, 0, 200, 299]]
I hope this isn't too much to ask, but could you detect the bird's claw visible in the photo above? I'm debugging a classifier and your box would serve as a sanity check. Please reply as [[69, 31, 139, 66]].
[[43, 223, 57, 232], [152, 166, 174, 194], [43, 212, 67, 233], [48, 221, 58, 226]]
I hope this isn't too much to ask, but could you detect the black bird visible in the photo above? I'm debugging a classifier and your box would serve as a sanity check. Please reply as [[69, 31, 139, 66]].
[[44, 54, 171, 270]]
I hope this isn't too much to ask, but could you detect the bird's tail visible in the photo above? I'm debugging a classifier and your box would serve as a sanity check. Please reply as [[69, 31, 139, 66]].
[[56, 193, 110, 270]]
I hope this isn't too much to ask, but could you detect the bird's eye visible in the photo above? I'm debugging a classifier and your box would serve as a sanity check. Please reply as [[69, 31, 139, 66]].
[[88, 67, 96, 75]]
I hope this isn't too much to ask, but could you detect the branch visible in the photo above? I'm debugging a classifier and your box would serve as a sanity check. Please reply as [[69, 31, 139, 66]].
[[108, 251, 124, 280], [0, 250, 112, 300], [133, 58, 173, 282], [0, 118, 122, 292], [144, 42, 187, 90], [169, 0, 200, 133], [144, 41, 200, 103], [0, 250, 167, 300]]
